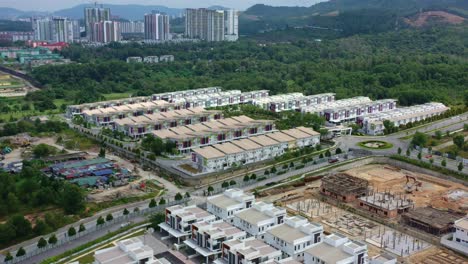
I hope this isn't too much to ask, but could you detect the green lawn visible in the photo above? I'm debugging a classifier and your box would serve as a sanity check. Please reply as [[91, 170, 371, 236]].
[[103, 92, 134, 100], [358, 140, 394, 149], [439, 145, 468, 159]]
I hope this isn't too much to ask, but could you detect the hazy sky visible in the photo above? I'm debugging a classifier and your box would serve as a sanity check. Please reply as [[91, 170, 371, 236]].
[[0, 0, 324, 11]]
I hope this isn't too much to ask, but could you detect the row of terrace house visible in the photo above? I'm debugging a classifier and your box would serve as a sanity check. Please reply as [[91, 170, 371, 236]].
[[190, 126, 320, 173], [152, 87, 222, 101], [322, 99, 397, 125], [300, 96, 372, 114], [67, 87, 268, 119], [82, 100, 178, 126], [113, 107, 222, 138], [358, 102, 450, 135], [171, 90, 269, 108], [253, 93, 335, 112], [67, 87, 222, 117], [153, 115, 276, 153]]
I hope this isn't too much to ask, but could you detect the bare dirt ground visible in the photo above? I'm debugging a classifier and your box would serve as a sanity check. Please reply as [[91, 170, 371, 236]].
[[345, 164, 467, 212], [404, 11, 465, 27], [409, 247, 468, 264]]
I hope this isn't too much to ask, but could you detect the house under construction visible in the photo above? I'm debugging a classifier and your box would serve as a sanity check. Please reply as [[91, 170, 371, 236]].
[[402, 207, 465, 236], [320, 173, 369, 202], [358, 191, 414, 218]]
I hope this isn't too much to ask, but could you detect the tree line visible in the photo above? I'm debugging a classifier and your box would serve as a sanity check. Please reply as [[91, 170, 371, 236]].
[[29, 26, 468, 109]]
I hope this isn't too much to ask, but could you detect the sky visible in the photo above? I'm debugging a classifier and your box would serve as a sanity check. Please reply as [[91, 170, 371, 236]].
[[0, 0, 324, 12]]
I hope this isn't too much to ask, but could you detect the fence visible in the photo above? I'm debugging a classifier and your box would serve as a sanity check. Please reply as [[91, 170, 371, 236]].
[[3, 198, 189, 264], [194, 152, 351, 196]]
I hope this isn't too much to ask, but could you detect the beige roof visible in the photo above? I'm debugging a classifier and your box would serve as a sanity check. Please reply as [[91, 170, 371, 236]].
[[112, 105, 132, 112], [82, 108, 104, 116], [266, 132, 295, 143], [282, 128, 314, 139], [189, 123, 211, 132], [193, 146, 226, 159], [145, 112, 167, 121], [170, 126, 196, 135], [213, 142, 244, 155], [152, 130, 178, 139], [456, 218, 468, 230], [188, 107, 206, 113], [296, 126, 320, 136], [153, 100, 172, 106], [114, 118, 134, 126], [202, 121, 225, 129], [249, 135, 280, 147], [131, 115, 152, 123], [231, 115, 254, 123], [217, 118, 241, 126], [160, 111, 179, 118], [231, 139, 262, 151], [174, 109, 196, 115]]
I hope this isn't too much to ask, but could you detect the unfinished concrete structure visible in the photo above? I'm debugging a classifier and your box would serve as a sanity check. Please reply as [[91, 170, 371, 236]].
[[402, 207, 465, 235], [320, 173, 369, 203], [358, 191, 414, 218]]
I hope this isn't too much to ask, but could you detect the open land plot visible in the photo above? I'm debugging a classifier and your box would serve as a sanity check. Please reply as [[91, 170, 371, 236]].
[[285, 196, 434, 258], [345, 164, 467, 212], [409, 247, 468, 264]]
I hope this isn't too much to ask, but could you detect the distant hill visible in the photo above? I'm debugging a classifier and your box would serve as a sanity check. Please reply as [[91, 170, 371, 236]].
[[54, 4, 184, 20], [0, 7, 47, 20], [404, 11, 465, 27], [240, 0, 468, 35], [0, 4, 184, 21]]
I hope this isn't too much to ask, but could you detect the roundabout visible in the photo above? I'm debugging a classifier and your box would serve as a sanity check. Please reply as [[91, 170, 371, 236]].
[[357, 140, 394, 150]]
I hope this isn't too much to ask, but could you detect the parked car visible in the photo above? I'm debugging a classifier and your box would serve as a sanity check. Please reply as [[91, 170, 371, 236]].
[[328, 157, 339, 164], [425, 155, 432, 159]]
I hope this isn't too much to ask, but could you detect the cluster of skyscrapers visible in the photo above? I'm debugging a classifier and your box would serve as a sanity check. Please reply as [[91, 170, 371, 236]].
[[30, 5, 239, 44], [31, 17, 80, 43], [185, 8, 239, 41]]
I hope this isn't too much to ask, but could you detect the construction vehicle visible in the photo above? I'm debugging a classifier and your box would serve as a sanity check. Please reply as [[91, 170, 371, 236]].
[[404, 174, 422, 193], [1, 147, 12, 155]]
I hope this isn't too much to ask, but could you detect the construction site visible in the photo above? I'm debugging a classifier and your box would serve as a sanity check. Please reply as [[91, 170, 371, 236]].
[[255, 162, 468, 263], [344, 164, 468, 212]]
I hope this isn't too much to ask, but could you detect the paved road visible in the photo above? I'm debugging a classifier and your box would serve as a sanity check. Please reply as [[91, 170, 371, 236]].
[[335, 113, 468, 157], [20, 216, 147, 264]]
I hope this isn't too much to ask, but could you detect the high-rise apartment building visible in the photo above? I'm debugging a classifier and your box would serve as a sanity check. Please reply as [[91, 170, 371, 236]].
[[144, 12, 170, 40], [90, 21, 120, 43], [207, 10, 224, 42], [224, 9, 239, 41], [120, 21, 145, 34], [185, 8, 227, 42], [84, 6, 111, 38], [31, 17, 77, 43]]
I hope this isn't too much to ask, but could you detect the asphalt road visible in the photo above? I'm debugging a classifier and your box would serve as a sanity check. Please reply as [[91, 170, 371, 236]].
[[21, 215, 147, 264]]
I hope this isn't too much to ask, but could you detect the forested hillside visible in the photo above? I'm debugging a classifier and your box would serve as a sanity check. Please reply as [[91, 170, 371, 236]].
[[240, 0, 468, 35], [29, 25, 468, 110]]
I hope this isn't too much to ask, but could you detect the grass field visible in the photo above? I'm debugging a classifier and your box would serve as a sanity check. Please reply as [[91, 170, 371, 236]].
[[358, 140, 394, 149]]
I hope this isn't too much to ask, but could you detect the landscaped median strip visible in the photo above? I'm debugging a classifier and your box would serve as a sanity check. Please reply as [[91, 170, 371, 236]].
[[65, 227, 148, 264], [40, 222, 149, 264], [255, 156, 373, 192]]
